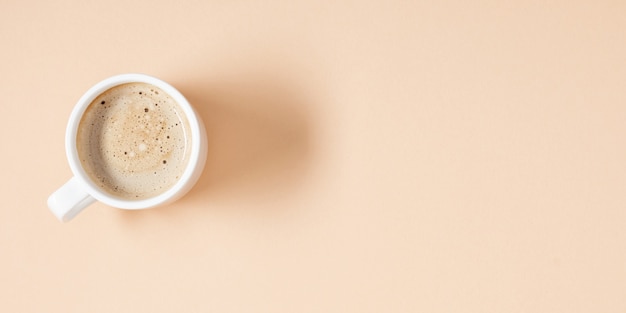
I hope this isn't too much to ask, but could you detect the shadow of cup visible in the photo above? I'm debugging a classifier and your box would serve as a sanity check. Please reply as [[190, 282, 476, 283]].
[[180, 77, 314, 203]]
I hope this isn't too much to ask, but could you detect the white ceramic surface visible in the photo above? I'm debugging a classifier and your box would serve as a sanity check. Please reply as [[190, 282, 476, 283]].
[[48, 74, 207, 222]]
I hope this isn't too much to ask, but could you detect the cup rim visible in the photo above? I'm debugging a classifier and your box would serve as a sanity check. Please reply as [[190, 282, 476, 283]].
[[65, 73, 203, 209]]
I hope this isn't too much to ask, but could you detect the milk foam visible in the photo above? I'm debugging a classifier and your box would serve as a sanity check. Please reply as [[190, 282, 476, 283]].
[[76, 82, 192, 199]]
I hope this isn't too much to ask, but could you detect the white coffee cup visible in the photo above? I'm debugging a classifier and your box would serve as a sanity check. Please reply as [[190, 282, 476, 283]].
[[48, 74, 207, 222]]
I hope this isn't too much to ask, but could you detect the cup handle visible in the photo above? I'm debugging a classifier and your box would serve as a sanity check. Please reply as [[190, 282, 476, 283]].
[[47, 177, 96, 222]]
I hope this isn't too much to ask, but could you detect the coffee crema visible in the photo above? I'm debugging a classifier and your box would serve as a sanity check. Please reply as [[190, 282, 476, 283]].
[[76, 82, 192, 199]]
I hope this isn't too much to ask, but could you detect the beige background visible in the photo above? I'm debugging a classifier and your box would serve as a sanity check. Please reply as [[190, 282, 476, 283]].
[[1, 0, 625, 312]]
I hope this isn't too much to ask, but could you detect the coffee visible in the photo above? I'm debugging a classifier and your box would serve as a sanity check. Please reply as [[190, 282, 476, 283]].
[[76, 82, 192, 199]]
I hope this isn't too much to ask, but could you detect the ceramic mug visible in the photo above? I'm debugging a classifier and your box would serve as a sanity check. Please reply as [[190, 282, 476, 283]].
[[48, 74, 207, 222]]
